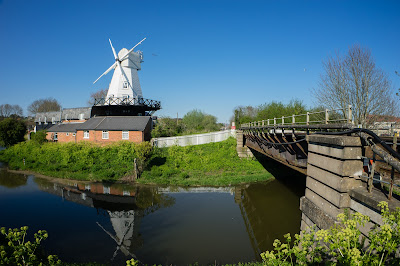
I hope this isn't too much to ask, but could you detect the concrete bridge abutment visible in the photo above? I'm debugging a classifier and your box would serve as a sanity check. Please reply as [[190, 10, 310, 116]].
[[300, 134, 364, 231], [236, 130, 254, 158]]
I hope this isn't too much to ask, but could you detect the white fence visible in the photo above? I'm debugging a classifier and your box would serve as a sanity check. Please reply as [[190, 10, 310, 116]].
[[152, 130, 236, 147]]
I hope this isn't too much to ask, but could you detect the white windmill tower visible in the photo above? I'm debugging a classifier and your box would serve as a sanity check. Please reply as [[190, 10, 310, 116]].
[[93, 38, 146, 103]]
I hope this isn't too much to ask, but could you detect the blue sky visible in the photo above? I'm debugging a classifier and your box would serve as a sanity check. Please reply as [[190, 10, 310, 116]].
[[0, 0, 399, 123]]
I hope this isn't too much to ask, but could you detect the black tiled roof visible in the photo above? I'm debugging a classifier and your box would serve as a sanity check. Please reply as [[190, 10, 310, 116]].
[[47, 123, 83, 132], [78, 116, 151, 131]]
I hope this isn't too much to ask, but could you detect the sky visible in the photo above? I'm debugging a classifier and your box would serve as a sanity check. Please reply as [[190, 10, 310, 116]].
[[0, 0, 399, 123]]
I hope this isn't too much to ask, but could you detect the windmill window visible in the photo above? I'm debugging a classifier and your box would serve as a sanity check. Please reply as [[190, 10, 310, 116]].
[[123, 81, 128, 89], [122, 131, 129, 140], [102, 131, 109, 139], [83, 131, 89, 139]]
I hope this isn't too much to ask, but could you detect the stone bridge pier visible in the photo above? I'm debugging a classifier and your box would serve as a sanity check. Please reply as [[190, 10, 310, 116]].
[[239, 131, 400, 236], [300, 134, 363, 231]]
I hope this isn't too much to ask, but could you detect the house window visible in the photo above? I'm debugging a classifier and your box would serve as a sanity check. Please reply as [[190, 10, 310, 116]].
[[52, 117, 55, 124], [83, 131, 89, 139], [44, 117, 47, 124], [102, 131, 109, 139], [103, 186, 110, 194], [122, 131, 129, 140], [73, 133, 76, 137], [79, 113, 84, 120], [66, 133, 69, 136], [85, 184, 91, 191], [54, 133, 58, 141]]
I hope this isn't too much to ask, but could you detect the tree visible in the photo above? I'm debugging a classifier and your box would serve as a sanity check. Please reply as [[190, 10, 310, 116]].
[[0, 118, 26, 147], [152, 117, 183, 137], [87, 88, 108, 106], [313, 44, 397, 127], [0, 104, 23, 118], [396, 71, 400, 98], [27, 98, 61, 115], [182, 109, 219, 133]]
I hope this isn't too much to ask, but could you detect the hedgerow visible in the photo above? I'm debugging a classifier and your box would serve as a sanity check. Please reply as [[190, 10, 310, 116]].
[[0, 141, 152, 181]]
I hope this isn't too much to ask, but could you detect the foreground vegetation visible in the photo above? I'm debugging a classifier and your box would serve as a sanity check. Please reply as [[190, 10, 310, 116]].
[[0, 137, 270, 186], [139, 137, 271, 186], [2, 201, 399, 265]]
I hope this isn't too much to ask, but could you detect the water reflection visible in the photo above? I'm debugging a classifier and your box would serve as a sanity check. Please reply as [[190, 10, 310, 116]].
[[0, 168, 303, 265], [33, 178, 175, 262], [0, 168, 28, 188]]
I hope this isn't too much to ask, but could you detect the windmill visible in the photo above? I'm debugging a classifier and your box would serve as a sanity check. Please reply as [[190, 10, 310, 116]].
[[93, 38, 146, 102]]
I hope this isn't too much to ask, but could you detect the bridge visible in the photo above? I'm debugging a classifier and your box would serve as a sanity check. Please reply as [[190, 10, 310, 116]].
[[237, 106, 400, 235]]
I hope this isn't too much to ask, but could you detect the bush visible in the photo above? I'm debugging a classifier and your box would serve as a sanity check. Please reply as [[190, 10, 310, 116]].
[[0, 118, 26, 147], [30, 130, 47, 145], [0, 226, 61, 265], [0, 141, 153, 181], [261, 201, 400, 265]]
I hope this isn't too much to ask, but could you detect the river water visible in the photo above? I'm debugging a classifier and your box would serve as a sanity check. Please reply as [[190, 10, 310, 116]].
[[0, 162, 305, 265]]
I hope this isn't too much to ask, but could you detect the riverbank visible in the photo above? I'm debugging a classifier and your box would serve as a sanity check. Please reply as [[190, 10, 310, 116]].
[[0, 138, 272, 186]]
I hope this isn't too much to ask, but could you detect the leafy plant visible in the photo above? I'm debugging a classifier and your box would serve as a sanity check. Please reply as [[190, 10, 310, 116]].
[[0, 226, 61, 265], [0, 118, 27, 147], [261, 201, 400, 265], [30, 130, 48, 145]]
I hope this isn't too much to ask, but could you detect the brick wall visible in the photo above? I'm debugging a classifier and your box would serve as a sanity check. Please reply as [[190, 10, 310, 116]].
[[46, 132, 76, 143], [76, 130, 144, 143]]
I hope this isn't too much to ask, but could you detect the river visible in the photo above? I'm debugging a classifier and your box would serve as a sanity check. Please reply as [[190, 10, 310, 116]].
[[0, 162, 305, 265]]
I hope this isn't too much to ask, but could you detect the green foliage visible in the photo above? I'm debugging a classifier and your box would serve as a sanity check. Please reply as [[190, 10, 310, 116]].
[[0, 118, 27, 147], [233, 99, 308, 126], [261, 201, 400, 265], [126, 258, 139, 266], [0, 226, 61, 265], [182, 109, 220, 134], [139, 137, 271, 186], [152, 109, 221, 137], [151, 117, 183, 138], [0, 141, 153, 181], [30, 130, 47, 145]]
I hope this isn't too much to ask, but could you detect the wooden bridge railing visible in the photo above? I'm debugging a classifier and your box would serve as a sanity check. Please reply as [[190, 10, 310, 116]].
[[241, 105, 353, 128]]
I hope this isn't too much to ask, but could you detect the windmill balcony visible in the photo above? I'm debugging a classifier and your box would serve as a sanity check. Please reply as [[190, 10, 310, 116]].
[[94, 97, 161, 109]]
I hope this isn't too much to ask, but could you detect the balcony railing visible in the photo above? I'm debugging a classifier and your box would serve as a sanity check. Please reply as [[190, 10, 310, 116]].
[[94, 97, 161, 109]]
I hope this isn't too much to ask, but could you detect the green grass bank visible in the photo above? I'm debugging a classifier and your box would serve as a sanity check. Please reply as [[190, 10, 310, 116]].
[[0, 137, 272, 186]]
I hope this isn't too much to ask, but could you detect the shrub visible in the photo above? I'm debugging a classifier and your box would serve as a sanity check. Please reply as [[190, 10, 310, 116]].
[[0, 226, 61, 265], [30, 130, 47, 145], [261, 201, 400, 265]]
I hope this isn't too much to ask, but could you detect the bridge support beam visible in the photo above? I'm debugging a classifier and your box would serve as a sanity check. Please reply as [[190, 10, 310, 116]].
[[300, 134, 363, 231], [236, 130, 254, 158]]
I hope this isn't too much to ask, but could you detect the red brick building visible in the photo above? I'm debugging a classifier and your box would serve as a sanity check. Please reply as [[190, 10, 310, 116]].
[[47, 116, 152, 143]]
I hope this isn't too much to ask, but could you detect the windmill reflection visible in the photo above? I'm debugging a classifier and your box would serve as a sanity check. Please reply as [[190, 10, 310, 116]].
[[34, 178, 175, 261]]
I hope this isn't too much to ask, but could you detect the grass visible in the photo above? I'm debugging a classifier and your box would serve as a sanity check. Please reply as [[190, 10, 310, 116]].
[[0, 137, 272, 186], [139, 137, 272, 186]]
